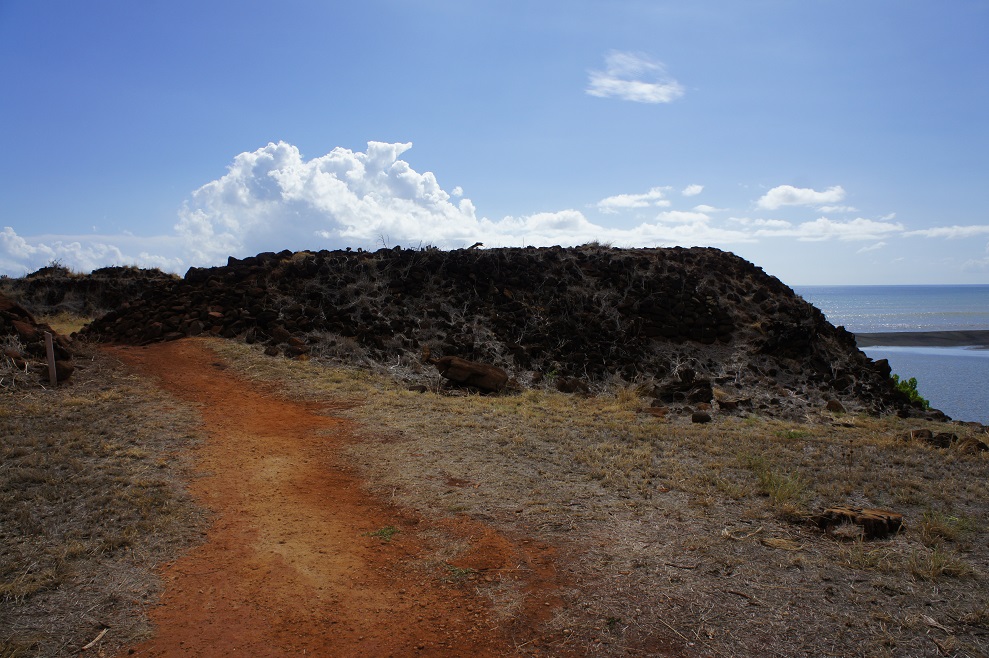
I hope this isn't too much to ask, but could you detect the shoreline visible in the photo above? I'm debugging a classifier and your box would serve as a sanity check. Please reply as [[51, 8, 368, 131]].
[[854, 330, 989, 349]]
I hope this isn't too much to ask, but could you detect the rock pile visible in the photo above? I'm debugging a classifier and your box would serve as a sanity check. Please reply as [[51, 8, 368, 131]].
[[1, 264, 179, 317], [0, 292, 74, 383], [19, 245, 927, 418], [904, 428, 988, 453]]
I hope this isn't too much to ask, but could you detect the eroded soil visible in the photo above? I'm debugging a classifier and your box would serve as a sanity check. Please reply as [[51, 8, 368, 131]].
[[113, 339, 563, 657]]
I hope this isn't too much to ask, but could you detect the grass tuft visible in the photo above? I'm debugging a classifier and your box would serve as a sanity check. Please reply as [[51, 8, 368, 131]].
[[917, 509, 977, 545], [742, 453, 809, 515], [908, 546, 975, 581], [366, 525, 400, 543]]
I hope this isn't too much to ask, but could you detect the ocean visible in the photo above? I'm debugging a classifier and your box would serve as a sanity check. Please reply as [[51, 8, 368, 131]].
[[795, 285, 989, 424]]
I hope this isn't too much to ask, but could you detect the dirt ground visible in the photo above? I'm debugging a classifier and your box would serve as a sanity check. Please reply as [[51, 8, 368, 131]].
[[112, 339, 568, 657]]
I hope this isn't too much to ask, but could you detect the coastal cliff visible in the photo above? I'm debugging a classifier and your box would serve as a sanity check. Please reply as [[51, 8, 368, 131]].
[[4, 245, 932, 419]]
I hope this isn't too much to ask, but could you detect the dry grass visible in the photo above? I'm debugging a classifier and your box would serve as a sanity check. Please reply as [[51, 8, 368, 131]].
[[209, 338, 989, 657], [0, 341, 206, 657], [6, 331, 985, 656], [35, 311, 92, 336]]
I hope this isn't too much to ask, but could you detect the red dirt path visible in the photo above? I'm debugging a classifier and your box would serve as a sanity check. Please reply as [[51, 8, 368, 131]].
[[112, 339, 565, 657]]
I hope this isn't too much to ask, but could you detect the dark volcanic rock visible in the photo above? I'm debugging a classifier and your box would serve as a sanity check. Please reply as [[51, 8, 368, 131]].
[[0, 245, 928, 417], [0, 291, 74, 383]]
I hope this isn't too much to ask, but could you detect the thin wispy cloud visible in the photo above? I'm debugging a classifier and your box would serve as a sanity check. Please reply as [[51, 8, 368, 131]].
[[586, 51, 685, 104], [857, 241, 887, 253], [655, 210, 711, 224], [757, 217, 904, 242], [757, 185, 845, 210], [681, 184, 704, 197], [905, 225, 989, 239], [597, 187, 671, 214]]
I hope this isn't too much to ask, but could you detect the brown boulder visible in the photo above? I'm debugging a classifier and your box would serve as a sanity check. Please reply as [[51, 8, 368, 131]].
[[904, 428, 960, 449], [904, 428, 934, 442], [955, 437, 989, 454], [12, 319, 41, 343], [556, 376, 590, 394], [423, 347, 508, 393], [38, 360, 75, 384], [269, 325, 293, 344], [640, 406, 669, 418]]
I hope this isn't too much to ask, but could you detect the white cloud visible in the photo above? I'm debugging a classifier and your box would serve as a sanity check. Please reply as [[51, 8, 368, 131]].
[[857, 241, 887, 253], [10, 141, 989, 281], [0, 227, 184, 275], [728, 215, 901, 241], [655, 210, 710, 224], [175, 141, 481, 264], [967, 242, 989, 270], [1, 226, 51, 261], [819, 205, 858, 213], [904, 225, 989, 239], [756, 217, 904, 241], [597, 187, 671, 213], [681, 184, 704, 197], [730, 217, 793, 229], [586, 51, 685, 104], [756, 185, 846, 210]]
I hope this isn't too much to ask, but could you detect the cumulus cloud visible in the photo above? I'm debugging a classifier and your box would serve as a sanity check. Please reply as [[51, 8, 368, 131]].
[[0, 226, 184, 276], [586, 51, 685, 104], [597, 187, 671, 214], [175, 141, 481, 264], [681, 184, 704, 197], [756, 185, 846, 210], [10, 140, 989, 280]]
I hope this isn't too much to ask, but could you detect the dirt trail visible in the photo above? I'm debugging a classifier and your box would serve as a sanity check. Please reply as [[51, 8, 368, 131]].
[[113, 339, 562, 657]]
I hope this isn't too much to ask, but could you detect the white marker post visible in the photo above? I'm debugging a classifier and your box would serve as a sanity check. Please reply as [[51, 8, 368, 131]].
[[44, 331, 57, 387]]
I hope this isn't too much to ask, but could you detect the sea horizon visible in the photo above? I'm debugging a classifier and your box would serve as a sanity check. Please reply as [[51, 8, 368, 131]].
[[796, 284, 989, 424]]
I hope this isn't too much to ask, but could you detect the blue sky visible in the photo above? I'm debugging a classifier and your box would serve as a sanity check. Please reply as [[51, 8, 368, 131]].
[[1, 1, 987, 284]]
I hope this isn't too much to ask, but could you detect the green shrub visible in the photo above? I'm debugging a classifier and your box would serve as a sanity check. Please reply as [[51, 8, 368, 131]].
[[892, 374, 930, 409]]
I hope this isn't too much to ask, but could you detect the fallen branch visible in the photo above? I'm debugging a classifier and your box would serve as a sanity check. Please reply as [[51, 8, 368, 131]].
[[721, 525, 763, 541], [81, 627, 108, 651]]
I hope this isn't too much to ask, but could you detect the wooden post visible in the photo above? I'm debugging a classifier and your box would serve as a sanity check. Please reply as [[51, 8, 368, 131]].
[[44, 331, 57, 387]]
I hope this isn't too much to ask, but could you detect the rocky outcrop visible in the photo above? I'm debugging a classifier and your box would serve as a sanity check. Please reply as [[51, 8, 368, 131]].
[[0, 264, 179, 317], [2, 245, 933, 417], [0, 292, 74, 383]]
